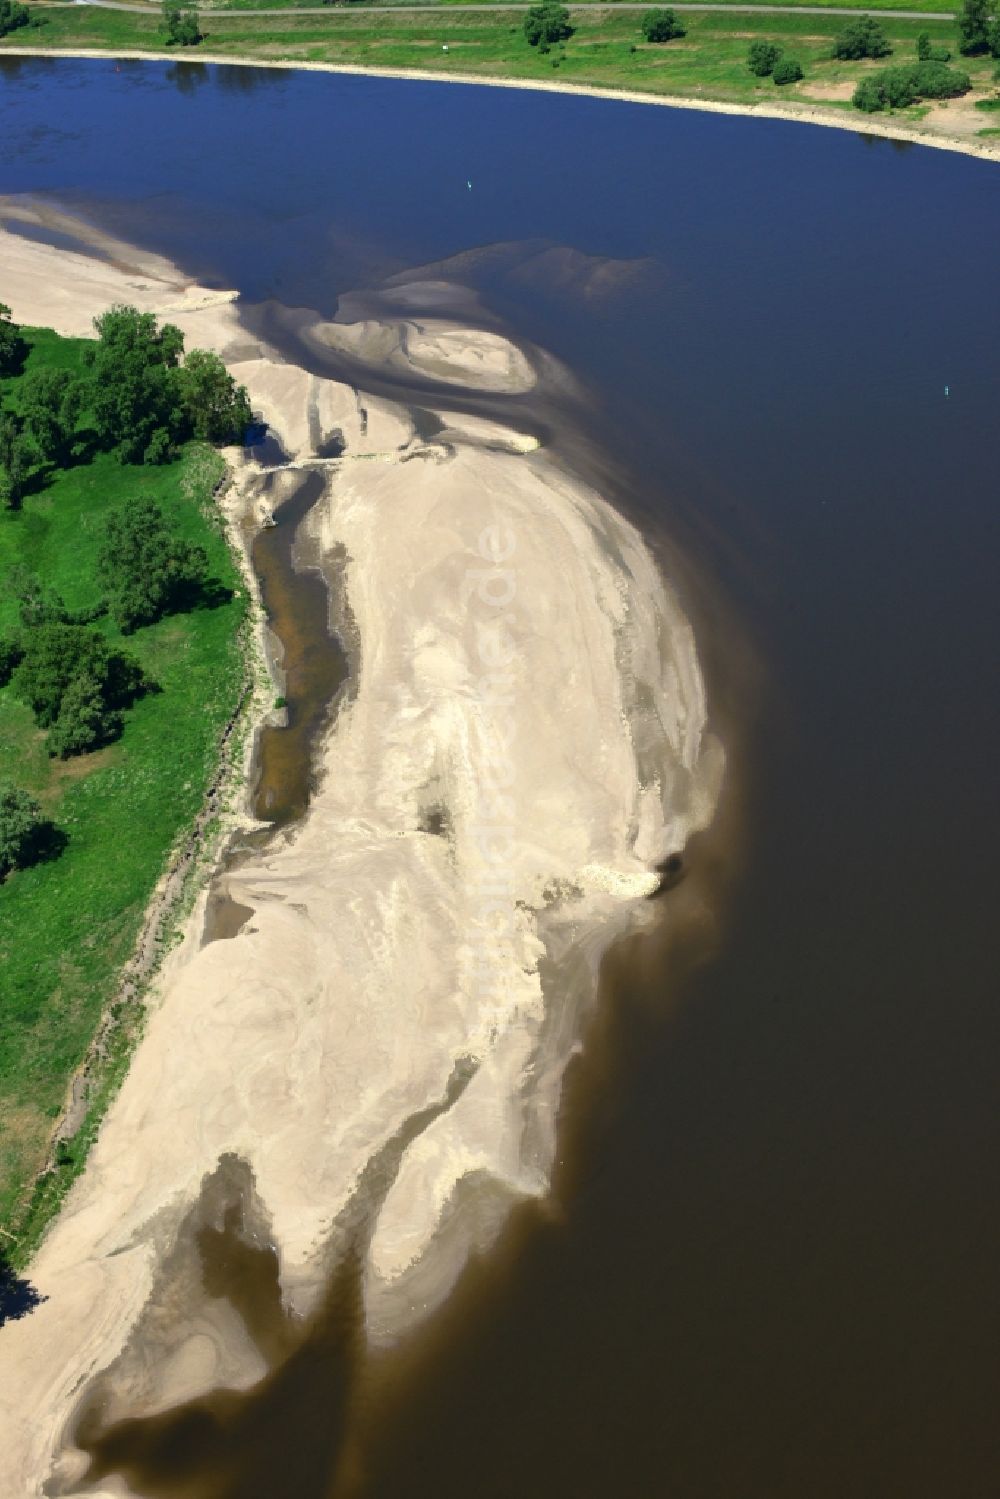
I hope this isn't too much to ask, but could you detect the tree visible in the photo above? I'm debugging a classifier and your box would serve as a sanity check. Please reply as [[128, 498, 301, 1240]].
[[834, 17, 892, 58], [176, 348, 252, 444], [523, 2, 573, 46], [641, 7, 685, 42], [97, 497, 209, 632], [162, 1, 203, 44], [18, 368, 85, 467], [957, 0, 994, 52], [0, 303, 25, 375], [917, 29, 932, 57], [0, 0, 29, 40], [46, 673, 122, 758], [88, 304, 185, 465], [773, 54, 804, 82], [747, 40, 783, 75], [11, 622, 147, 731], [0, 783, 45, 880], [0, 410, 30, 508]]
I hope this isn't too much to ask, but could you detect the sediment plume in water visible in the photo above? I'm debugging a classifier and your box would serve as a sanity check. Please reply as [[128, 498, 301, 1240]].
[[0, 213, 723, 1498]]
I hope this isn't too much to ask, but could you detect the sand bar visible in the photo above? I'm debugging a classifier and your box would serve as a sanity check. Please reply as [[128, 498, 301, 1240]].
[[0, 211, 721, 1495]]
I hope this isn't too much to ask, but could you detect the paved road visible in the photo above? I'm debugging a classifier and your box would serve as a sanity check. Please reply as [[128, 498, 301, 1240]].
[[66, 0, 954, 18]]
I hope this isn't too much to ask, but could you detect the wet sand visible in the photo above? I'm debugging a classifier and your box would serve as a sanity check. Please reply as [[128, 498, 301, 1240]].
[[0, 213, 721, 1495]]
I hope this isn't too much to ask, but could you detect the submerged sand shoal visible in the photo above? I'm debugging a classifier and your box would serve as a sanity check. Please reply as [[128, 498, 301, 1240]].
[[0, 210, 722, 1496]]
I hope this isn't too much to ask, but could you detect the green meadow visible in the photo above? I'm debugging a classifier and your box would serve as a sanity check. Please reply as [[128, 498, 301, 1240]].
[[0, 327, 247, 1257]]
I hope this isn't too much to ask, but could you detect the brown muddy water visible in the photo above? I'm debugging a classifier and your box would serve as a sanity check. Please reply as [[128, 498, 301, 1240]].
[[250, 468, 348, 828]]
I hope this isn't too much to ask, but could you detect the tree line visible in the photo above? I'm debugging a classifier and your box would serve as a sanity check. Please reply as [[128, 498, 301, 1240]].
[[0, 305, 249, 881], [0, 302, 251, 510]]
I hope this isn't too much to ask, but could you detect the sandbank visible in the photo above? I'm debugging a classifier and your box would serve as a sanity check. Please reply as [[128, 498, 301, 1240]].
[[0, 211, 721, 1496]]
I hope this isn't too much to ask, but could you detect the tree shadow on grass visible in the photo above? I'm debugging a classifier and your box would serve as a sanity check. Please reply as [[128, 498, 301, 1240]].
[[171, 576, 235, 618], [0, 1250, 47, 1327], [23, 820, 69, 867], [0, 821, 68, 884]]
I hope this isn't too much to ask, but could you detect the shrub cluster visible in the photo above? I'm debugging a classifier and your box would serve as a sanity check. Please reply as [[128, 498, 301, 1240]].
[[853, 59, 972, 110], [747, 41, 802, 81]]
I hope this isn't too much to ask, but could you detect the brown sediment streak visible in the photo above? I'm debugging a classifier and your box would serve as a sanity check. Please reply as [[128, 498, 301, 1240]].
[[0, 215, 724, 1498]]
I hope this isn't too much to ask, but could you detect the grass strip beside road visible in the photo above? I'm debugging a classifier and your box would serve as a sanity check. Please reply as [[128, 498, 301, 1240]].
[[7, 3, 996, 115]]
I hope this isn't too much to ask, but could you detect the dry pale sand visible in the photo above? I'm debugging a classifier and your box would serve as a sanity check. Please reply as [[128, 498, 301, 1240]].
[[2, 45, 1000, 165], [0, 210, 722, 1496]]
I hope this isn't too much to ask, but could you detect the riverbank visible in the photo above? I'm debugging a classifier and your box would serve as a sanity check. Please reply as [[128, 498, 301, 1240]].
[[3, 9, 1000, 166]]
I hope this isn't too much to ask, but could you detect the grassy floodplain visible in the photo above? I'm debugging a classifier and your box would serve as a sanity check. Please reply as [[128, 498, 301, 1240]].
[[8, 3, 1000, 132], [0, 327, 248, 1259]]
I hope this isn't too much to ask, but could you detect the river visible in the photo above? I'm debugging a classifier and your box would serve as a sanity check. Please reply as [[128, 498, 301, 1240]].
[[2, 55, 1000, 1498]]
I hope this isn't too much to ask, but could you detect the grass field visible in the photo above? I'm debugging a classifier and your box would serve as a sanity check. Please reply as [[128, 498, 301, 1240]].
[[212, 0, 960, 14], [0, 328, 247, 1256], [9, 4, 998, 114]]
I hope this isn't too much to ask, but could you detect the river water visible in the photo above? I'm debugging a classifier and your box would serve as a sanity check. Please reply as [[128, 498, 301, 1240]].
[[2, 56, 1000, 1498]]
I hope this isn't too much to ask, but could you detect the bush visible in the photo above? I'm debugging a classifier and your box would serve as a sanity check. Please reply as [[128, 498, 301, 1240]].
[[835, 17, 892, 59], [773, 55, 803, 83], [0, 783, 44, 880], [523, 2, 573, 46], [97, 496, 209, 632], [0, 0, 29, 39], [747, 40, 783, 75], [641, 8, 685, 42], [853, 60, 972, 109]]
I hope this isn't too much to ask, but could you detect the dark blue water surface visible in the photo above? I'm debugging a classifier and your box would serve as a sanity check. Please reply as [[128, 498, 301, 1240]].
[[3, 56, 1000, 1499]]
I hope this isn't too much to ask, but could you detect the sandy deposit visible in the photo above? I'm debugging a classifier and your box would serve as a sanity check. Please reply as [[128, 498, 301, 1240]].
[[0, 211, 722, 1496]]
